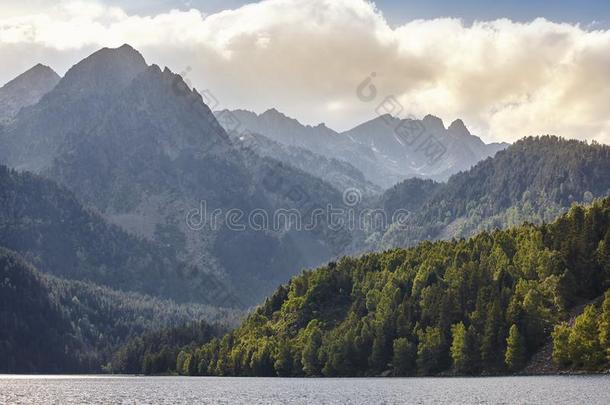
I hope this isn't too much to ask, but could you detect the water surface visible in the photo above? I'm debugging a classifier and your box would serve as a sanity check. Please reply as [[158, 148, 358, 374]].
[[1, 375, 609, 404]]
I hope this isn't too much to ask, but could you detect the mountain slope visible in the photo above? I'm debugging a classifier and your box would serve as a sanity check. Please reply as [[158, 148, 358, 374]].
[[0, 247, 234, 373], [226, 128, 381, 195], [0, 64, 60, 123], [162, 197, 610, 377], [0, 164, 238, 306], [46, 62, 350, 303], [380, 136, 610, 248]]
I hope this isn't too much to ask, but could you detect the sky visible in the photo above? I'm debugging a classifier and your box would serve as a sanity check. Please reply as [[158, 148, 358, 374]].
[[1, 0, 609, 144]]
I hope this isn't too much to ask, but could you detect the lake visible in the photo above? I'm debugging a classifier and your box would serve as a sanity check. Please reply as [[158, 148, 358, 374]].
[[0, 375, 609, 404]]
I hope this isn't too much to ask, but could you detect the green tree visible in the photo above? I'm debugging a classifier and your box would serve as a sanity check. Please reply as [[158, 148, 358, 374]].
[[599, 291, 610, 362], [370, 333, 389, 372], [505, 324, 526, 371], [568, 305, 604, 369], [450, 322, 477, 374], [481, 300, 506, 369], [142, 354, 153, 375], [176, 351, 188, 375], [416, 327, 445, 375], [274, 340, 293, 377], [250, 340, 274, 376], [551, 322, 571, 366], [302, 321, 323, 376], [392, 337, 415, 376], [181, 352, 193, 376]]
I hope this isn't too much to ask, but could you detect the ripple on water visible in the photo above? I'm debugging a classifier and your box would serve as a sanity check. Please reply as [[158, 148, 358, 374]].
[[0, 375, 609, 405]]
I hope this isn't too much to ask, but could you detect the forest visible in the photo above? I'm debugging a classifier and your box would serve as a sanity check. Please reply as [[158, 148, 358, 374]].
[[121, 197, 610, 376], [0, 247, 237, 373], [379, 136, 610, 249]]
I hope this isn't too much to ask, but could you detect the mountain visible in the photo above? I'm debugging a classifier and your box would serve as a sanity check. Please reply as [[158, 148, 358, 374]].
[[0, 64, 60, 124], [215, 108, 389, 189], [0, 247, 235, 373], [216, 108, 400, 188], [216, 109, 508, 188], [216, 108, 348, 154], [0, 164, 239, 306], [0, 45, 148, 172], [227, 128, 381, 195], [343, 114, 507, 185], [378, 136, 610, 249], [0, 45, 352, 305], [144, 197, 610, 377]]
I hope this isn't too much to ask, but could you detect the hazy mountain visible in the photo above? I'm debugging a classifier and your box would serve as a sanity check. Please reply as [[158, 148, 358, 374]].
[[0, 45, 352, 305], [216, 109, 508, 189], [0, 164, 239, 306], [227, 128, 381, 195], [217, 108, 347, 154], [0, 45, 148, 172], [343, 114, 508, 184], [0, 64, 60, 124], [216, 108, 400, 188], [378, 136, 610, 249]]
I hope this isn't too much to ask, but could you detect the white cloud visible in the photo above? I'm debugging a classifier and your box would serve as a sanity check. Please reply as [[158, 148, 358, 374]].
[[1, 0, 610, 143]]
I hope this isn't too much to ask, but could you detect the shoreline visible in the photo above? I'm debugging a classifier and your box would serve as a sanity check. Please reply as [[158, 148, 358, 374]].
[[0, 372, 609, 378]]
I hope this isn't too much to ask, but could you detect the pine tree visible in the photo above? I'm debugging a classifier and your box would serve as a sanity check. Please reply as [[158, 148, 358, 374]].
[[551, 322, 571, 366], [505, 324, 526, 371], [481, 300, 505, 369], [274, 340, 293, 377], [176, 351, 188, 375], [599, 291, 610, 363], [416, 327, 445, 375], [392, 337, 415, 376], [568, 305, 604, 369], [597, 234, 610, 288], [142, 354, 153, 375], [302, 321, 322, 376], [450, 322, 469, 373]]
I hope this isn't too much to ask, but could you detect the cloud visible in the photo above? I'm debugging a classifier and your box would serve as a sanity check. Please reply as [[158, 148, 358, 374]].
[[1, 0, 609, 144]]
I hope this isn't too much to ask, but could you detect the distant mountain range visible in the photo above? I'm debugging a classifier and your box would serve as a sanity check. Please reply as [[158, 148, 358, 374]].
[[215, 108, 507, 188], [0, 45, 351, 305]]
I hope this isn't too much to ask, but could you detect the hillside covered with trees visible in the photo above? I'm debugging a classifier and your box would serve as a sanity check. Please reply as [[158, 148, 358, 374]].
[[0, 247, 236, 373], [137, 197, 610, 377], [551, 291, 610, 372], [379, 136, 610, 249]]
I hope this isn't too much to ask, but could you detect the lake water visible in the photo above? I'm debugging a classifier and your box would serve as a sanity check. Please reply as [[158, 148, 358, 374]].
[[0, 375, 609, 404]]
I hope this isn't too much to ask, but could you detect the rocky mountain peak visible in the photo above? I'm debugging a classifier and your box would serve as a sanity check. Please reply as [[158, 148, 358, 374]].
[[422, 114, 446, 132], [54, 44, 148, 98], [0, 64, 60, 121], [447, 119, 470, 136]]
